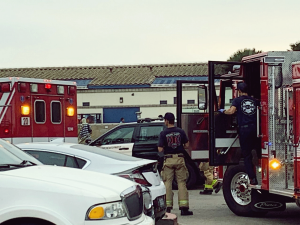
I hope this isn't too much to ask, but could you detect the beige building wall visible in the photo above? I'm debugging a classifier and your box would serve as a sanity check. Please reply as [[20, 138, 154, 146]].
[[77, 87, 219, 123]]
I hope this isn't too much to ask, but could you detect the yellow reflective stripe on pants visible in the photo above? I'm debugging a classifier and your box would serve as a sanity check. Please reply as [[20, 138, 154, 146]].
[[204, 184, 213, 189], [179, 200, 189, 207], [166, 200, 173, 207]]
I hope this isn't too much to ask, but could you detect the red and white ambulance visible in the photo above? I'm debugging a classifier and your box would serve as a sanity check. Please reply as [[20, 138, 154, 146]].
[[0, 77, 78, 144]]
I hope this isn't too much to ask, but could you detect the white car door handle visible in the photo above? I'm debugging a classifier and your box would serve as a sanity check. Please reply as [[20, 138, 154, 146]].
[[119, 147, 129, 150]]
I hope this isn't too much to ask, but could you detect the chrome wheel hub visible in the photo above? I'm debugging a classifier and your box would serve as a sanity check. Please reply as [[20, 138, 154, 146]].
[[230, 172, 251, 205]]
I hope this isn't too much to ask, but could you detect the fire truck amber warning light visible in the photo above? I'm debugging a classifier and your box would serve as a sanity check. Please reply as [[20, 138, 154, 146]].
[[270, 158, 281, 170], [21, 106, 30, 115], [67, 107, 75, 116]]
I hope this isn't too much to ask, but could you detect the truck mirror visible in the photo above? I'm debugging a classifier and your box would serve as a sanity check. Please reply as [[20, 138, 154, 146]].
[[198, 85, 207, 110]]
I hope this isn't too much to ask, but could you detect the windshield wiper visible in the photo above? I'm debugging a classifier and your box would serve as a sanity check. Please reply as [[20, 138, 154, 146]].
[[20, 160, 37, 166], [0, 160, 37, 168]]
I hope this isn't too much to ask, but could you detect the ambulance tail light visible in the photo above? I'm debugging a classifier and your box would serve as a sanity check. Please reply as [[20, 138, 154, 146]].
[[45, 83, 52, 91], [57, 85, 64, 94], [66, 107, 75, 116], [270, 158, 281, 170], [0, 83, 11, 92], [30, 83, 38, 93], [21, 105, 30, 115], [19, 83, 27, 93], [68, 86, 76, 95]]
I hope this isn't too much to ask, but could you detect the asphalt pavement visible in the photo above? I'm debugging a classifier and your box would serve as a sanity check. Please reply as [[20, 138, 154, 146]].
[[158, 189, 300, 225]]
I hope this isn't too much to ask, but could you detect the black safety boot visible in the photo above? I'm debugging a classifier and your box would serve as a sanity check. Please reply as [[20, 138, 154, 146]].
[[166, 207, 172, 213], [200, 189, 213, 195], [214, 182, 222, 194], [181, 208, 193, 216]]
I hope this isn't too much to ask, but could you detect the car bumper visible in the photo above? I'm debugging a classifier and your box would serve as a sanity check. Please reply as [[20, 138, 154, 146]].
[[85, 214, 154, 225], [148, 181, 166, 220]]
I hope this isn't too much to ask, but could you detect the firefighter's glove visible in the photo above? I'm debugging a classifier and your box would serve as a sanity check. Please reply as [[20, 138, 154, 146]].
[[218, 109, 226, 113]]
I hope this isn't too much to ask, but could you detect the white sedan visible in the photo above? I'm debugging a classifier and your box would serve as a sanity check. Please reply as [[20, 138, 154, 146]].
[[17, 142, 166, 221], [0, 139, 154, 225]]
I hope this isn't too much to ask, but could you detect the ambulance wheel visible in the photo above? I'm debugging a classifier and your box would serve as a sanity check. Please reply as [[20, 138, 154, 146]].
[[172, 162, 197, 190], [223, 165, 267, 217]]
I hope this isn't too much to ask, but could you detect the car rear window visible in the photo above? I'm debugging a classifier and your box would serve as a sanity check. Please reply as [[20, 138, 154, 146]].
[[70, 145, 141, 161]]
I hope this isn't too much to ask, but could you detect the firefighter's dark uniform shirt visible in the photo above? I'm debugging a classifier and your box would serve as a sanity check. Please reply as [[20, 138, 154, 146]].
[[232, 95, 258, 126], [158, 127, 188, 154]]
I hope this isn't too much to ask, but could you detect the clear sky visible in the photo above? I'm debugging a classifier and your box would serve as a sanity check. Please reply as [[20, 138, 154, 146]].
[[0, 0, 299, 68]]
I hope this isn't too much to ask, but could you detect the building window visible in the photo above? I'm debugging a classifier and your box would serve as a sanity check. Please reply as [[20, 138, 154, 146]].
[[187, 100, 195, 104], [78, 114, 102, 124], [174, 97, 177, 104], [160, 100, 167, 104], [82, 102, 90, 106]]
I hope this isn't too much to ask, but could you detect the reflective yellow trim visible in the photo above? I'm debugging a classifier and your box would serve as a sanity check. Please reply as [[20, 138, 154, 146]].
[[204, 184, 213, 189], [179, 200, 189, 206]]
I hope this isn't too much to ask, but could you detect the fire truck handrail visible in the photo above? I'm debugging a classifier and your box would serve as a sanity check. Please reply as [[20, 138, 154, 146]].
[[220, 135, 239, 155], [0, 105, 11, 107]]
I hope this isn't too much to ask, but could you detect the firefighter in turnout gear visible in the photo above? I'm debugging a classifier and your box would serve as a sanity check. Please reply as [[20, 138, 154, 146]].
[[158, 112, 193, 216], [199, 162, 222, 194]]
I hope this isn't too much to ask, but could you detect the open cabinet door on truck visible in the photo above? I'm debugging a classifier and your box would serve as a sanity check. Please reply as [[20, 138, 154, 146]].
[[208, 61, 245, 166]]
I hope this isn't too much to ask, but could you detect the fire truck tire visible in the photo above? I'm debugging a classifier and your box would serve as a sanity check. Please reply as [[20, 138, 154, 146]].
[[172, 162, 197, 190], [223, 165, 267, 217]]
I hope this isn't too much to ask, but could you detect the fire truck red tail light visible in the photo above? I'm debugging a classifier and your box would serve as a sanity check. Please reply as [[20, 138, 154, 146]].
[[4, 129, 9, 134], [0, 83, 11, 92], [45, 84, 52, 90], [68, 86, 76, 95]]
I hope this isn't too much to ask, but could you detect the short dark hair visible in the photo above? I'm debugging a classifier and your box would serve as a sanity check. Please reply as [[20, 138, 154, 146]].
[[164, 112, 175, 124], [237, 82, 248, 93]]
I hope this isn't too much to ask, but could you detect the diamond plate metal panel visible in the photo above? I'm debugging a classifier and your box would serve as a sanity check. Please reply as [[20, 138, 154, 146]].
[[268, 51, 300, 192]]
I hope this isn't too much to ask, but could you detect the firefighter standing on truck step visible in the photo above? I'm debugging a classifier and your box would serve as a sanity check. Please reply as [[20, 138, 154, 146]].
[[158, 112, 193, 216], [219, 82, 259, 186]]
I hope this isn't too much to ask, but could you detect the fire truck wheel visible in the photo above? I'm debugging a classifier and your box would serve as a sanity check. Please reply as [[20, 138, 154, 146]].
[[172, 162, 197, 190], [223, 165, 267, 217]]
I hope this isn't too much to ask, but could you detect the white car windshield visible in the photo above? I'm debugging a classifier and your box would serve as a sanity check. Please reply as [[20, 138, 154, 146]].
[[0, 139, 42, 165]]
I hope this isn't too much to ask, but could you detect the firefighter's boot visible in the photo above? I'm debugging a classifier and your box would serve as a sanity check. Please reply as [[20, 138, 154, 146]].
[[200, 188, 213, 195], [180, 208, 193, 216], [200, 183, 213, 195]]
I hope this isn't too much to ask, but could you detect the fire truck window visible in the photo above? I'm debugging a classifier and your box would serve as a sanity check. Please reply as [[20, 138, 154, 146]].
[[35, 101, 46, 123], [25, 150, 66, 166], [75, 157, 87, 169], [65, 156, 77, 168], [224, 87, 232, 110], [51, 102, 61, 123], [136, 126, 164, 143]]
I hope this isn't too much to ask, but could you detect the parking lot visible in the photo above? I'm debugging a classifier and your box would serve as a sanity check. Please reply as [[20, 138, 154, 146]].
[[159, 189, 300, 225]]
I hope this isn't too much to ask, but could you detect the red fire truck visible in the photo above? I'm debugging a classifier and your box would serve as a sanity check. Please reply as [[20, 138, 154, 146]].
[[205, 51, 300, 216], [0, 77, 78, 144], [177, 51, 300, 215]]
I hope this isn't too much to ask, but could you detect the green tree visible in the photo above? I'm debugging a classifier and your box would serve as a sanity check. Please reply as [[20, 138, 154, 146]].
[[227, 48, 262, 62], [290, 41, 300, 51], [223, 48, 262, 73]]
